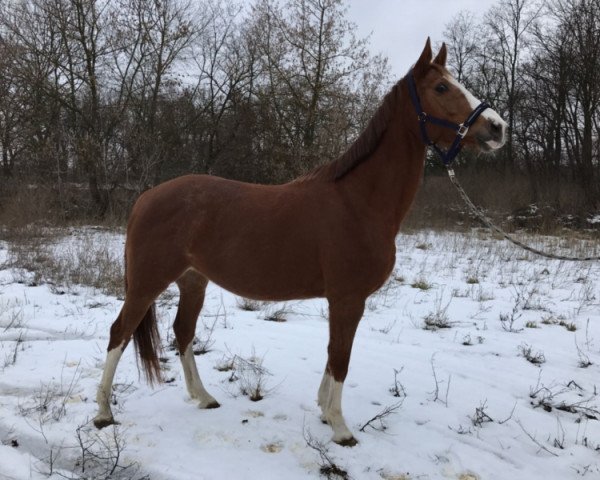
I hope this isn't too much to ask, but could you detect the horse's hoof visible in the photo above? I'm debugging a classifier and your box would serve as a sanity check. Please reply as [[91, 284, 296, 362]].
[[334, 436, 358, 447], [93, 416, 116, 429], [201, 400, 220, 409]]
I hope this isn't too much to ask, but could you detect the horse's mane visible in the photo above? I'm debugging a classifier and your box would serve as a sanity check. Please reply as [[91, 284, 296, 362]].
[[299, 78, 403, 182]]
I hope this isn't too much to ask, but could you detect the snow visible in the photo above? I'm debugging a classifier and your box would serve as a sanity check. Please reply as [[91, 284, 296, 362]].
[[588, 215, 600, 225], [1, 228, 600, 479]]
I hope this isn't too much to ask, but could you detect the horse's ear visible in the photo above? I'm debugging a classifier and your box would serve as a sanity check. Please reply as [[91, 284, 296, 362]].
[[414, 37, 433, 78], [433, 43, 447, 67]]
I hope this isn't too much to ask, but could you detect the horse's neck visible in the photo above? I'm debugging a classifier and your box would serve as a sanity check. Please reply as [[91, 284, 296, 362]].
[[339, 104, 426, 235]]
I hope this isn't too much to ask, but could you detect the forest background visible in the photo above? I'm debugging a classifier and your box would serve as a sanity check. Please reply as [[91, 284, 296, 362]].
[[0, 0, 598, 232]]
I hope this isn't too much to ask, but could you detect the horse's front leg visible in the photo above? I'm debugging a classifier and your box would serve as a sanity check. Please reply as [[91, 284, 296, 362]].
[[319, 297, 365, 446]]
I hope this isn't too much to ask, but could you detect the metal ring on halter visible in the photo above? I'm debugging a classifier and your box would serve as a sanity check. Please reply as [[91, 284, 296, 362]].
[[457, 124, 469, 138]]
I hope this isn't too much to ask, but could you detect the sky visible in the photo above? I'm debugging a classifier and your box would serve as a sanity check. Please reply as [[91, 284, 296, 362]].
[[346, 0, 500, 78]]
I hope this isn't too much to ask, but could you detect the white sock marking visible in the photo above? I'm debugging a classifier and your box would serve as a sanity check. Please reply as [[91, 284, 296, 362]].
[[180, 344, 217, 407], [95, 342, 124, 423], [319, 376, 354, 443]]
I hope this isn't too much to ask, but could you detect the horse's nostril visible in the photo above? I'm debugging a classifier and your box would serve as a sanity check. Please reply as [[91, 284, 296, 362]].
[[489, 120, 503, 140]]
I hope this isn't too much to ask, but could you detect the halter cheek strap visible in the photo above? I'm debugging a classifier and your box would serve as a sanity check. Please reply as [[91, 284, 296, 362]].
[[407, 69, 489, 166]]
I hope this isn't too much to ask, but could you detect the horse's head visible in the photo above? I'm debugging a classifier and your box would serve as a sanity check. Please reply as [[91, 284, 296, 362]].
[[409, 38, 507, 156]]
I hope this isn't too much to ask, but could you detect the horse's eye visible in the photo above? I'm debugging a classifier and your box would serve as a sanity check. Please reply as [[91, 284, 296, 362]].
[[435, 83, 449, 94]]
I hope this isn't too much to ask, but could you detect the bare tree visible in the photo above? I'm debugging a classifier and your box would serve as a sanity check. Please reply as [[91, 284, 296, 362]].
[[190, 0, 258, 176], [0, 0, 388, 217], [522, 15, 572, 205], [249, 0, 389, 177], [443, 11, 480, 84], [0, 0, 73, 190], [484, 0, 544, 171], [111, 0, 198, 187], [553, 0, 600, 208], [0, 35, 22, 178]]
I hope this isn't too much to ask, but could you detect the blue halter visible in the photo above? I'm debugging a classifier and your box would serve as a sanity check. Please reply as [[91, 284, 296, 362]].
[[406, 69, 490, 166]]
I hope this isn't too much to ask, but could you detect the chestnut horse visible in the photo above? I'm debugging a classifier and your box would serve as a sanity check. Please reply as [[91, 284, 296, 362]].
[[94, 39, 506, 446]]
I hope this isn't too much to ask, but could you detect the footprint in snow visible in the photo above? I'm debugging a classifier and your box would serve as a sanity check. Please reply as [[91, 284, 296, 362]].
[[260, 441, 284, 453]]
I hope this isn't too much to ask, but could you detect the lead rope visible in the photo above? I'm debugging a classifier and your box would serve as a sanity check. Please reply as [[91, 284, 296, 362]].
[[446, 167, 600, 261]]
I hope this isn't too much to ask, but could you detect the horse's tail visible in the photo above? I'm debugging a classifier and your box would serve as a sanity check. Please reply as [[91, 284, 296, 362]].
[[133, 303, 162, 385], [124, 250, 163, 385]]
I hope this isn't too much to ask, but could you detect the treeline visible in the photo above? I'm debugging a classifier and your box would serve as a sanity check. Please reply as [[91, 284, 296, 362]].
[[0, 0, 388, 216], [442, 0, 600, 213], [0, 0, 599, 221]]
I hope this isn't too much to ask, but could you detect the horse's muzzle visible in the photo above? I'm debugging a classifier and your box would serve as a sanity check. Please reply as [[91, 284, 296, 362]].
[[477, 117, 507, 151]]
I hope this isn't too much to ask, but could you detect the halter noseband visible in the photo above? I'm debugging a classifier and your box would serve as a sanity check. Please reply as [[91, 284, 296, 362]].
[[407, 69, 489, 166]]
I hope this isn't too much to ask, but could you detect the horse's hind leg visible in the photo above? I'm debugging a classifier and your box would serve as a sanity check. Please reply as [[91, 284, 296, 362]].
[[94, 293, 159, 429], [319, 297, 365, 446], [174, 269, 219, 409]]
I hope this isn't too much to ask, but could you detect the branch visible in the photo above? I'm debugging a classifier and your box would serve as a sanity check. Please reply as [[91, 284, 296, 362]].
[[359, 402, 402, 432], [515, 419, 558, 457]]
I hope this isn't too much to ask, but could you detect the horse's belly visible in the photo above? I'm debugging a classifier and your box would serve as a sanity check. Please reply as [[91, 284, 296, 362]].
[[190, 244, 325, 301], [203, 266, 325, 301]]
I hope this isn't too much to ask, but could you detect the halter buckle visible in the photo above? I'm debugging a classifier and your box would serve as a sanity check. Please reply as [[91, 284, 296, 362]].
[[457, 124, 469, 138], [418, 112, 427, 123]]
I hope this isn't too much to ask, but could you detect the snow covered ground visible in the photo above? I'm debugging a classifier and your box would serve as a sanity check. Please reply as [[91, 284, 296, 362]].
[[1, 228, 599, 479]]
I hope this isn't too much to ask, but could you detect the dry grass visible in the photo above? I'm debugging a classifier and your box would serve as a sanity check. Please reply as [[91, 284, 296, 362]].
[[0, 184, 62, 240], [3, 229, 124, 297], [403, 169, 600, 235], [0, 181, 126, 297], [0, 181, 130, 234], [411, 278, 432, 291], [236, 297, 263, 312], [518, 343, 546, 366], [3, 168, 599, 245]]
